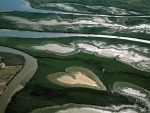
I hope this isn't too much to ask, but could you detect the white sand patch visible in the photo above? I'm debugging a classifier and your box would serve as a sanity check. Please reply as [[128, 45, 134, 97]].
[[93, 41, 106, 47], [122, 88, 146, 97], [32, 43, 75, 54], [106, 7, 127, 15], [138, 61, 150, 70], [93, 17, 150, 33], [56, 107, 138, 113], [74, 20, 98, 25], [57, 4, 76, 11], [91, 17, 150, 34], [39, 18, 103, 25], [40, 3, 76, 11], [30, 40, 150, 72], [119, 110, 138, 113], [87, 5, 139, 15], [77, 43, 149, 60], [134, 47, 149, 53], [76, 42, 150, 72], [92, 17, 122, 27], [117, 51, 150, 64], [99, 49, 120, 57], [56, 108, 111, 113], [133, 61, 150, 72], [39, 19, 71, 25], [57, 72, 98, 87], [77, 43, 102, 53]]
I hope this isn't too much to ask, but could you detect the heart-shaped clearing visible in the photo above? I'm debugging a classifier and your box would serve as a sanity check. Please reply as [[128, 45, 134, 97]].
[[47, 67, 106, 90]]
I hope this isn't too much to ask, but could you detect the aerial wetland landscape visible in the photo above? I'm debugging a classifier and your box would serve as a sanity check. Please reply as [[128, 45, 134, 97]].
[[0, 0, 150, 113]]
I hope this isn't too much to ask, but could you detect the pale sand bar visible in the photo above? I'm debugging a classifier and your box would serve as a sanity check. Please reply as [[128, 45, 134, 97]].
[[32, 43, 75, 54], [57, 72, 98, 87], [47, 67, 106, 90], [57, 107, 138, 113], [122, 88, 146, 97]]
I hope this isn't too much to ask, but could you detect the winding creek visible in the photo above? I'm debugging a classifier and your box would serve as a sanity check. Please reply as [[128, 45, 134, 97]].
[[0, 46, 38, 113], [0, 0, 150, 113]]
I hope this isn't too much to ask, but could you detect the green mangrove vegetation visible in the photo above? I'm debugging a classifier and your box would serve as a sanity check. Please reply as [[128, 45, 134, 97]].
[[0, 37, 149, 112]]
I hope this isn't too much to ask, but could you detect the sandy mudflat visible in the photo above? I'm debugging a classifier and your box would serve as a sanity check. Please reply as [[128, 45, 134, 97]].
[[56, 107, 138, 113], [30, 40, 150, 73], [47, 67, 106, 90], [134, 61, 150, 72], [77, 42, 150, 72], [40, 3, 76, 11], [122, 88, 146, 97], [57, 72, 98, 87], [32, 43, 75, 54]]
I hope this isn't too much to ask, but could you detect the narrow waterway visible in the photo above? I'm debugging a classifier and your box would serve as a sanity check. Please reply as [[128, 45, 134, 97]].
[[0, 29, 150, 44], [0, 46, 38, 113]]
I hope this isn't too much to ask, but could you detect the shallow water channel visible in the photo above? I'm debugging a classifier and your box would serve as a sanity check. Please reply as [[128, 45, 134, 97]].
[[0, 46, 38, 113], [0, 29, 150, 44]]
